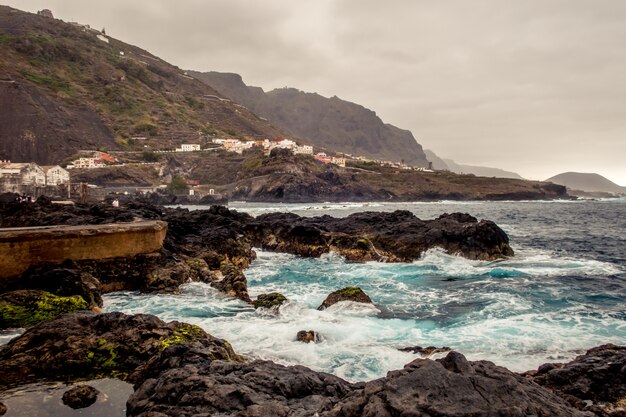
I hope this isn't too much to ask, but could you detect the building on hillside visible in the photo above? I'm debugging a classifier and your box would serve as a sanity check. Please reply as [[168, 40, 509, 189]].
[[294, 145, 313, 155], [70, 157, 105, 169], [42, 165, 70, 186], [0, 162, 46, 193], [314, 153, 332, 164], [176, 144, 201, 152], [272, 138, 297, 150], [331, 157, 346, 167], [94, 151, 117, 164]]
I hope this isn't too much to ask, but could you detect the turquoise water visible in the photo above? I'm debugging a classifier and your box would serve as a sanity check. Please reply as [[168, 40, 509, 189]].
[[104, 200, 626, 382]]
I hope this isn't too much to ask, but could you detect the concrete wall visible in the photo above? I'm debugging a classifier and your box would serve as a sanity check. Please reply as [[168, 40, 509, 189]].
[[0, 221, 167, 279]]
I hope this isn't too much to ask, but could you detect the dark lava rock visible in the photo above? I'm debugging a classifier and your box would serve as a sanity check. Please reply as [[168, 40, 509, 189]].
[[0, 402, 6, 416], [530, 344, 626, 415], [62, 385, 100, 409], [213, 262, 251, 302], [296, 330, 319, 343], [254, 293, 288, 309], [246, 210, 514, 262], [0, 311, 236, 388], [325, 351, 589, 417], [0, 289, 89, 329], [318, 287, 372, 310], [127, 347, 587, 417], [127, 344, 353, 417], [399, 345, 452, 356]]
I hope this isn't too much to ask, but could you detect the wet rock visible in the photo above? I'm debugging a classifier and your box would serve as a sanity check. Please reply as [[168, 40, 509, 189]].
[[325, 351, 589, 417], [296, 330, 319, 343], [398, 345, 452, 356], [127, 346, 353, 417], [0, 402, 6, 416], [0, 312, 236, 388], [0, 290, 89, 329], [212, 262, 251, 302], [254, 293, 288, 309], [246, 210, 514, 262], [127, 347, 587, 417], [530, 344, 626, 415], [318, 287, 372, 310], [62, 385, 100, 409], [13, 266, 103, 308]]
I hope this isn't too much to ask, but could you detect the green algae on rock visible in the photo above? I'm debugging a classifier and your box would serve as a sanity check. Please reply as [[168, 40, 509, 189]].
[[318, 286, 373, 310], [253, 292, 288, 309], [0, 290, 88, 329]]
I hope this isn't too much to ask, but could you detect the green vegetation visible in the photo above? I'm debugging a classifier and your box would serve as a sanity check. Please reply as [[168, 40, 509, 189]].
[[115, 136, 129, 146], [0, 34, 14, 44], [133, 122, 159, 137], [0, 291, 89, 328], [160, 323, 206, 350], [167, 176, 189, 194], [253, 293, 288, 309], [336, 287, 366, 297], [142, 151, 161, 162], [21, 70, 71, 94]]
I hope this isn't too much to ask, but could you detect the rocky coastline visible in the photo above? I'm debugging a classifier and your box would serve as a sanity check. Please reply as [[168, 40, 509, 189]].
[[0, 199, 623, 416]]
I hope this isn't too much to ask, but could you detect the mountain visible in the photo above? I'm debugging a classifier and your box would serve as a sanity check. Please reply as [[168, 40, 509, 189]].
[[189, 71, 430, 167], [424, 150, 524, 179], [0, 6, 281, 165], [545, 172, 626, 194]]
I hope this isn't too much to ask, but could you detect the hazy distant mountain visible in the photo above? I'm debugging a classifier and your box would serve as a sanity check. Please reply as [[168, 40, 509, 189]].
[[424, 150, 524, 179], [545, 172, 626, 194], [189, 71, 430, 167]]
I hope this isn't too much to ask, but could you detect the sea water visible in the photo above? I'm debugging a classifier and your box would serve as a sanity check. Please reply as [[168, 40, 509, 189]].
[[102, 199, 626, 382]]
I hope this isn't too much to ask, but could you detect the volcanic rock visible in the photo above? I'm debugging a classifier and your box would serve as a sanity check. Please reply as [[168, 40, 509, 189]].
[[0, 289, 89, 329], [399, 345, 452, 356], [296, 330, 319, 343], [62, 385, 100, 409], [0, 402, 6, 416], [318, 287, 373, 310], [254, 293, 288, 309], [0, 312, 236, 388], [530, 344, 626, 415]]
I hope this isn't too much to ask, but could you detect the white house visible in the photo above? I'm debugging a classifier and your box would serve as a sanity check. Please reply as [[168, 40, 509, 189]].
[[42, 165, 70, 186], [331, 157, 346, 167], [294, 145, 313, 155], [180, 144, 201, 152], [71, 157, 104, 169], [0, 162, 46, 192]]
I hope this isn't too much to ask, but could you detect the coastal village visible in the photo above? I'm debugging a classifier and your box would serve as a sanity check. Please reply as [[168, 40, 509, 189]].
[[0, 136, 433, 199]]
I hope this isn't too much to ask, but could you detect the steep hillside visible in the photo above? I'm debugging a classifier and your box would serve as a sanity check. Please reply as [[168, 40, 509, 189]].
[[189, 71, 430, 167], [0, 6, 281, 165], [424, 149, 523, 179], [424, 149, 449, 170], [545, 172, 626, 194]]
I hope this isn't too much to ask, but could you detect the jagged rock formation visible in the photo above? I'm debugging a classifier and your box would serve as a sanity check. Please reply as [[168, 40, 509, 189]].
[[190, 71, 430, 166], [0, 6, 281, 165]]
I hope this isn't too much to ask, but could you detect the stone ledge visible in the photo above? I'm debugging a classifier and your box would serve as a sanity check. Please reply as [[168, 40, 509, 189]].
[[0, 221, 167, 279]]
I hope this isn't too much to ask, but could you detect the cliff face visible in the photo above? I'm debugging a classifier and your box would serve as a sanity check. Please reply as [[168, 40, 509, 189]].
[[0, 6, 282, 165], [190, 71, 430, 166], [545, 172, 626, 194]]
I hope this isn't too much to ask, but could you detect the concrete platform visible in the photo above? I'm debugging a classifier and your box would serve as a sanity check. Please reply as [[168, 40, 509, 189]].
[[0, 221, 167, 279]]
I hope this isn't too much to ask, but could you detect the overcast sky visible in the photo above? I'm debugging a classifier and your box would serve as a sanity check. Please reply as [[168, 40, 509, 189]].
[[5, 0, 626, 184]]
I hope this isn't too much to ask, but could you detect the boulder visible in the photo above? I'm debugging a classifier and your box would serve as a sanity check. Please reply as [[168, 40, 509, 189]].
[[0, 289, 89, 329], [529, 344, 626, 415], [318, 287, 372, 310], [254, 293, 288, 309], [296, 330, 319, 343], [0, 402, 6, 416], [0, 312, 236, 388], [325, 351, 590, 417], [398, 345, 452, 356], [62, 385, 100, 409], [212, 262, 251, 302]]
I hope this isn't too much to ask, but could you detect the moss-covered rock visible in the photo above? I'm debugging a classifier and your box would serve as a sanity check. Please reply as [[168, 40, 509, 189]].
[[317, 286, 373, 310], [0, 290, 89, 329], [253, 293, 288, 310], [0, 312, 240, 388]]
